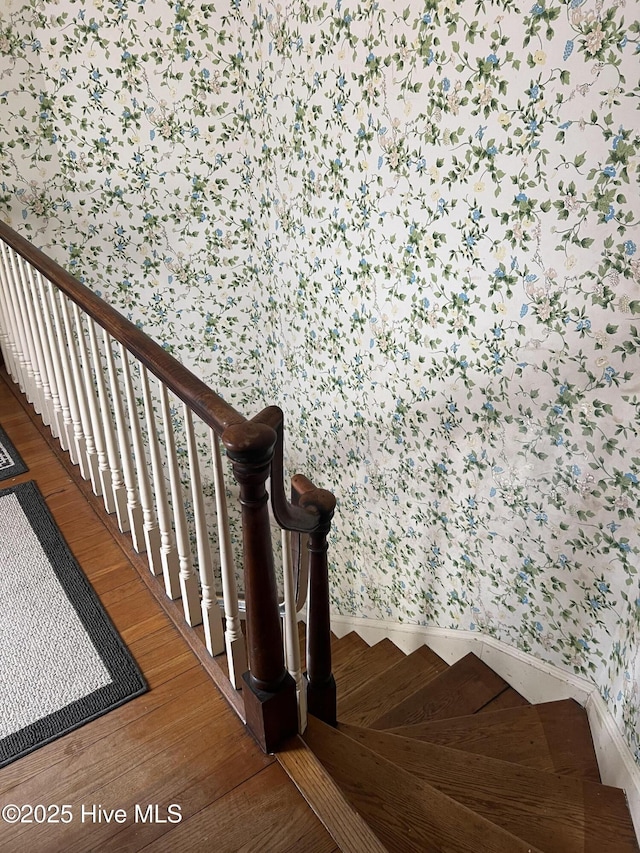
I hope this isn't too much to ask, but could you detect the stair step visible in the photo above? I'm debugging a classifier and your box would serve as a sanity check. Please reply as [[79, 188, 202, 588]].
[[386, 699, 601, 781], [298, 622, 307, 671], [339, 646, 448, 727], [296, 627, 366, 674], [304, 716, 544, 853], [331, 631, 369, 663], [369, 652, 516, 729], [336, 723, 638, 852], [277, 734, 389, 853], [477, 686, 530, 712], [336, 638, 406, 702]]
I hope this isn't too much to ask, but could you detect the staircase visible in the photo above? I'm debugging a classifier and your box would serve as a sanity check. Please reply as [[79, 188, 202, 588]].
[[1, 220, 637, 850], [297, 631, 639, 853]]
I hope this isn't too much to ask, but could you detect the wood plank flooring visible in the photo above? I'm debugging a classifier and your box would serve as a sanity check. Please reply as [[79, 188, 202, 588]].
[[0, 373, 338, 853]]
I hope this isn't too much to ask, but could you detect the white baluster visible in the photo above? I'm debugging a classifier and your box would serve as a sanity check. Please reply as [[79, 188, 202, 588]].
[[159, 384, 201, 626], [72, 304, 107, 496], [101, 330, 136, 534], [211, 430, 247, 688], [0, 240, 22, 384], [184, 407, 224, 653], [0, 276, 12, 375], [120, 345, 161, 565], [140, 365, 180, 599], [25, 264, 60, 437], [282, 529, 307, 733], [8, 247, 44, 410], [15, 254, 48, 419], [58, 293, 94, 481], [49, 286, 81, 463], [40, 276, 73, 452], [0, 243, 31, 396], [86, 317, 121, 516]]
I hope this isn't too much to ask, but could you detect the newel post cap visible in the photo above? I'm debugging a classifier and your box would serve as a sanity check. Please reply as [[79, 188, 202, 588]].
[[221, 421, 277, 466]]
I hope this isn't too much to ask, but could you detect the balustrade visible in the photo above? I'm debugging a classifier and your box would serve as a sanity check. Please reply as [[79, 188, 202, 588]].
[[0, 219, 337, 753]]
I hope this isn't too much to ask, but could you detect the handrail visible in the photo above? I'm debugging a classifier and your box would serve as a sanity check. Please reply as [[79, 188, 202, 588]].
[[0, 217, 338, 752], [254, 405, 335, 534], [0, 220, 243, 435]]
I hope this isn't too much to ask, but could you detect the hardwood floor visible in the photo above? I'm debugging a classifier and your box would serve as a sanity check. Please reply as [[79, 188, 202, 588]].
[[0, 374, 338, 853]]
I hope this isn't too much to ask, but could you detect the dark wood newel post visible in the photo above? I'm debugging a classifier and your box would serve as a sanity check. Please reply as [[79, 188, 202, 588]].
[[294, 475, 337, 726], [222, 421, 298, 753]]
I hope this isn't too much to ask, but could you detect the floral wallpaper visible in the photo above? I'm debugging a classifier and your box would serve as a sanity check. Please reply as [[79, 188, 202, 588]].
[[1, 0, 639, 760]]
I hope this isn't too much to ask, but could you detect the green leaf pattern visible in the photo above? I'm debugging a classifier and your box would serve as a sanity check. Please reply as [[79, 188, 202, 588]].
[[1, 0, 639, 760]]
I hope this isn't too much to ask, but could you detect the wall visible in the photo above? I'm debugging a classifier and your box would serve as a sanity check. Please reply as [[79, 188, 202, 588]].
[[1, 0, 639, 759]]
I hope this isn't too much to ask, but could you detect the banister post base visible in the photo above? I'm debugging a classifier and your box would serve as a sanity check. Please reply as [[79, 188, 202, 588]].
[[305, 673, 337, 726], [242, 671, 298, 754]]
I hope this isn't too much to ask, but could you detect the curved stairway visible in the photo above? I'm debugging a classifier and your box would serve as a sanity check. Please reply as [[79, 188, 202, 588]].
[[297, 631, 639, 853]]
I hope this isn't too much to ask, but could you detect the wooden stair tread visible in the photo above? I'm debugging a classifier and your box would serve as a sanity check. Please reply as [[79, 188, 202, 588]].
[[298, 622, 307, 671], [330, 633, 384, 690], [477, 686, 530, 712], [369, 652, 518, 729], [335, 639, 406, 703], [336, 723, 639, 853], [331, 631, 369, 660], [277, 734, 389, 853], [339, 645, 448, 726], [301, 630, 370, 676], [300, 635, 639, 850], [386, 699, 601, 781], [303, 716, 544, 853]]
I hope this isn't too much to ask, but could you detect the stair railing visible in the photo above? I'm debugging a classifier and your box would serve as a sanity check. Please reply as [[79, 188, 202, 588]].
[[0, 219, 336, 752]]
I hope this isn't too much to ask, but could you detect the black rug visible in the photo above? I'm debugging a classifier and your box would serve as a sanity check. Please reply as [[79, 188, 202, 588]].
[[0, 425, 27, 481], [0, 481, 147, 768]]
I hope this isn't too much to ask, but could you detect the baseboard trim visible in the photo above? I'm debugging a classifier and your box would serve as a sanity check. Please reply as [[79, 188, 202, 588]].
[[330, 614, 640, 839], [586, 690, 640, 829]]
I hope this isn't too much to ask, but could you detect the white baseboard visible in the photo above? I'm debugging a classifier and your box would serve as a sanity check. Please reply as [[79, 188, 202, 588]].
[[586, 691, 640, 829], [329, 613, 640, 839]]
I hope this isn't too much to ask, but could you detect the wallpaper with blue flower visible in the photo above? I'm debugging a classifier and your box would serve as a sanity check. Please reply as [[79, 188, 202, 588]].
[[1, 0, 639, 759]]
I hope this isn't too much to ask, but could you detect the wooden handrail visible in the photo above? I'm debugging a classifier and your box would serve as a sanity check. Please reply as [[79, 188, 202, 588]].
[[0, 220, 244, 435], [254, 405, 333, 534]]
